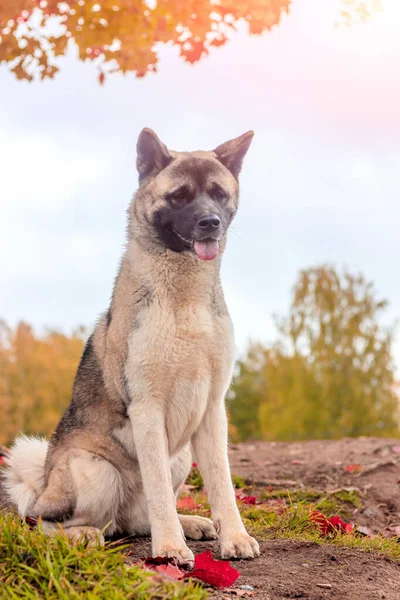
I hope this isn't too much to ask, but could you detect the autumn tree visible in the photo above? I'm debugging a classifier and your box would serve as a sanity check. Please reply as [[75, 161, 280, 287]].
[[0, 320, 85, 445], [230, 265, 399, 441], [0, 0, 380, 82]]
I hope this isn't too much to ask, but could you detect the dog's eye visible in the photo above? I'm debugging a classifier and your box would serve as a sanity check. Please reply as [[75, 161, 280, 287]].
[[210, 185, 227, 202], [166, 186, 192, 206]]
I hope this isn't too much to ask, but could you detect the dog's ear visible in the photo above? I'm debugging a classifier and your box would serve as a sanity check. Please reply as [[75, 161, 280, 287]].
[[213, 131, 254, 179], [136, 128, 172, 181]]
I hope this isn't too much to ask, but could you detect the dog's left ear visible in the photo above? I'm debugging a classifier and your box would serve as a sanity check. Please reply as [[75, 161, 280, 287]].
[[136, 128, 172, 181], [213, 131, 254, 179]]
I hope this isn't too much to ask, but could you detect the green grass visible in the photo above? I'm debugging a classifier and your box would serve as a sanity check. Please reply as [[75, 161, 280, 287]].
[[0, 513, 208, 600], [261, 487, 361, 519]]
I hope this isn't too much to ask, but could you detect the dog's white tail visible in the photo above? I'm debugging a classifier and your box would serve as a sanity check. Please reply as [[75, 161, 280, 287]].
[[3, 435, 49, 516]]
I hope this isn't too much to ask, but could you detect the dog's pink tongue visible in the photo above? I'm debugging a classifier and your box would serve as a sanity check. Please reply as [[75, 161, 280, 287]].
[[194, 240, 219, 260]]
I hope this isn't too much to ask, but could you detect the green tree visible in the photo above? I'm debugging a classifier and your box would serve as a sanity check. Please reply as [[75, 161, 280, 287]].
[[230, 265, 399, 441]]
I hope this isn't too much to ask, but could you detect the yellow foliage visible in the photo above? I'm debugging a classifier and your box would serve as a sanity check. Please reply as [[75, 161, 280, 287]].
[[0, 320, 85, 445], [0, 0, 290, 81]]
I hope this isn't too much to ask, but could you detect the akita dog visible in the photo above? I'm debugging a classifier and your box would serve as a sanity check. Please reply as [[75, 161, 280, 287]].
[[5, 128, 259, 564]]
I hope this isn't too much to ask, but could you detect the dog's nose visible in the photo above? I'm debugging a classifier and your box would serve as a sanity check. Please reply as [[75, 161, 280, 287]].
[[198, 214, 221, 231]]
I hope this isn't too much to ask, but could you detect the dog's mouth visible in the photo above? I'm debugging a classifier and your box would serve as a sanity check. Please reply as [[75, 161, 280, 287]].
[[172, 228, 220, 261]]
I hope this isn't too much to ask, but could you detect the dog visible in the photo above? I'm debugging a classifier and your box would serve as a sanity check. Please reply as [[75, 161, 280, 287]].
[[4, 128, 260, 564]]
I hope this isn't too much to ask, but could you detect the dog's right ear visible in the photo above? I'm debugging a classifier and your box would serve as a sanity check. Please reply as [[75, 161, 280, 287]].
[[136, 128, 172, 181]]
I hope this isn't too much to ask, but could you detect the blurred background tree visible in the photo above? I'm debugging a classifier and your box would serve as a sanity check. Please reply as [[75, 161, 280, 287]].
[[229, 265, 399, 441], [0, 0, 380, 83], [0, 321, 85, 445]]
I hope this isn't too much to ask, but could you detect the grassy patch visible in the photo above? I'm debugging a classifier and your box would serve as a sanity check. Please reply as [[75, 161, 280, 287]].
[[0, 512, 208, 600], [240, 503, 400, 561], [260, 487, 361, 520], [181, 475, 399, 563]]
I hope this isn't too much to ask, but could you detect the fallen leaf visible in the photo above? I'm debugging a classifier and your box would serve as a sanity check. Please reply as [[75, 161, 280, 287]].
[[240, 496, 257, 505], [188, 549, 240, 588], [0, 456, 6, 466], [192, 462, 198, 468], [309, 511, 352, 536], [25, 516, 38, 528], [176, 496, 197, 510], [345, 464, 362, 473], [385, 525, 400, 537], [391, 446, 400, 454], [356, 525, 374, 537], [291, 460, 305, 465], [153, 563, 186, 580]]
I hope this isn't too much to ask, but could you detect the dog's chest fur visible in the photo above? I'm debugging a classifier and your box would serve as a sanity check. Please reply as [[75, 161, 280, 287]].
[[125, 297, 234, 455]]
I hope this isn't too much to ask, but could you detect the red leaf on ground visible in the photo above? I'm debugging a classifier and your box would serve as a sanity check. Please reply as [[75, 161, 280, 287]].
[[0, 456, 6, 466], [192, 462, 198, 468], [345, 464, 362, 473], [291, 460, 305, 465], [188, 550, 240, 588], [240, 496, 257, 505], [153, 563, 186, 580], [309, 511, 352, 536], [25, 516, 38, 528], [176, 496, 197, 510]]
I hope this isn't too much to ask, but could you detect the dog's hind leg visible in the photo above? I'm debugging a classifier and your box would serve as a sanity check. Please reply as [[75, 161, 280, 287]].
[[31, 459, 76, 522], [29, 449, 123, 542], [41, 520, 105, 547]]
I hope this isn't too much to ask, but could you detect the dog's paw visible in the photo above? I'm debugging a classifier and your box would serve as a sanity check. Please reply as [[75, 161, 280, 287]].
[[179, 515, 218, 541], [220, 531, 260, 559], [63, 526, 105, 548], [153, 541, 194, 566]]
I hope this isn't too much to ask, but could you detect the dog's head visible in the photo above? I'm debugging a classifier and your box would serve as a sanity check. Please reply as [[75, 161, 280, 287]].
[[130, 128, 253, 260]]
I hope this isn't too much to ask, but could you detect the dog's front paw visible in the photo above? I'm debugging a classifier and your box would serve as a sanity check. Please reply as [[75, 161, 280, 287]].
[[153, 541, 194, 566], [220, 531, 260, 559]]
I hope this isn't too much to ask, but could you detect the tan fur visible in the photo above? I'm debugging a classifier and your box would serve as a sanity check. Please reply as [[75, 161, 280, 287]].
[[4, 129, 259, 564]]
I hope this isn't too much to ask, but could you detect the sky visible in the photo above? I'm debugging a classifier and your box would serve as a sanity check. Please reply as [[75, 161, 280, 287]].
[[1, 0, 400, 368]]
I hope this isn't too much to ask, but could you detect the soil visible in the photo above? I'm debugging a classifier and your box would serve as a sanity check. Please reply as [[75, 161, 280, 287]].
[[125, 537, 400, 600], [2, 437, 400, 599]]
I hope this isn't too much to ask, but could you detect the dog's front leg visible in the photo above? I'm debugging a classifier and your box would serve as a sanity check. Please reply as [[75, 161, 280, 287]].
[[128, 400, 194, 565], [192, 400, 260, 559]]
